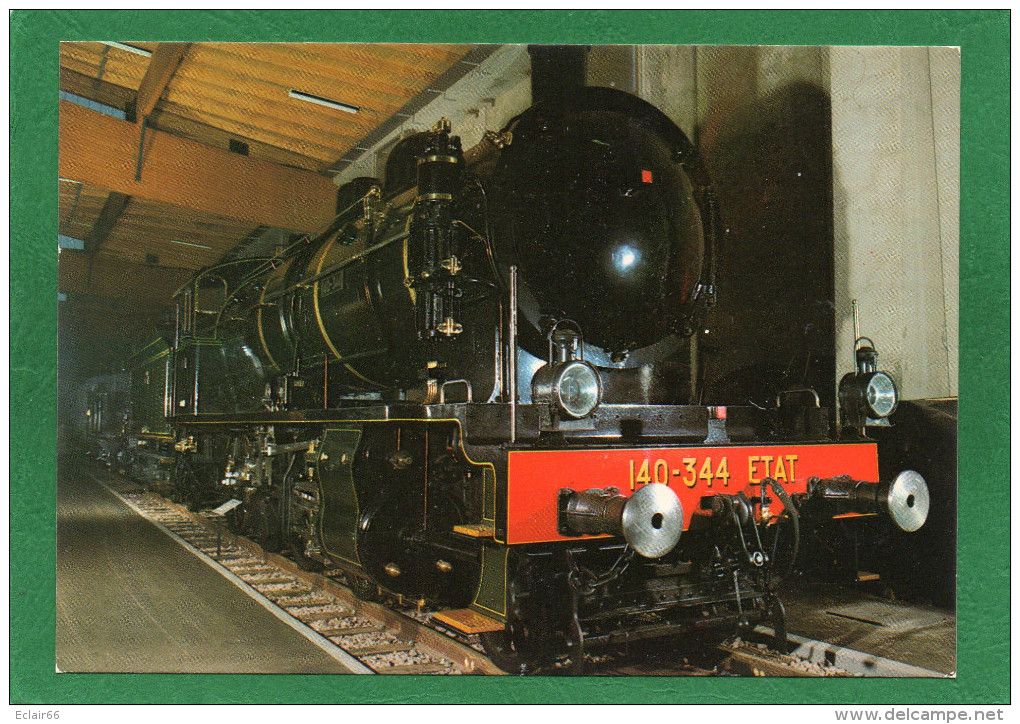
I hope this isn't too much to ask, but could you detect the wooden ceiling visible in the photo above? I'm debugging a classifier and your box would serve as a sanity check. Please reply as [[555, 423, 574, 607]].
[[58, 41, 480, 323], [59, 42, 474, 173], [59, 178, 252, 269]]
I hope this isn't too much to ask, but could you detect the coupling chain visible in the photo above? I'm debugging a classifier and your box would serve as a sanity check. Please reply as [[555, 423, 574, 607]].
[[567, 548, 636, 596]]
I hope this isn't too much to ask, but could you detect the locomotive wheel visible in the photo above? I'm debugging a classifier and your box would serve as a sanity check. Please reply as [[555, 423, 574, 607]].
[[172, 449, 227, 511], [286, 535, 324, 572], [244, 493, 282, 553], [347, 573, 382, 602], [171, 456, 203, 511], [479, 627, 531, 675], [479, 558, 542, 674]]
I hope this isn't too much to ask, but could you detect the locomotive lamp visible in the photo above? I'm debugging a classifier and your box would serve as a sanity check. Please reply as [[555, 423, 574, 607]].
[[550, 361, 602, 418], [839, 302, 899, 429], [531, 324, 603, 424]]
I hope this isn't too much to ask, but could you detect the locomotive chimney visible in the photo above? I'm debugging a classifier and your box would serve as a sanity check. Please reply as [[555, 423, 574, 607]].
[[528, 45, 590, 104]]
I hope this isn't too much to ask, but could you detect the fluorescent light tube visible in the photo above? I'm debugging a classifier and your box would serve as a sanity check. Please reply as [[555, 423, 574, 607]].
[[100, 41, 153, 57], [288, 89, 360, 114]]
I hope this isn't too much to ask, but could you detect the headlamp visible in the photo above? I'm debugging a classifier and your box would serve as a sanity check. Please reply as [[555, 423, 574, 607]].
[[840, 369, 899, 425], [553, 360, 602, 419], [531, 323, 603, 425], [862, 371, 898, 418], [838, 334, 899, 428]]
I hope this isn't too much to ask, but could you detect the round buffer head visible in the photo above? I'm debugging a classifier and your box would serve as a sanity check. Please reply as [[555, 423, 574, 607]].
[[620, 483, 684, 558], [886, 469, 930, 532]]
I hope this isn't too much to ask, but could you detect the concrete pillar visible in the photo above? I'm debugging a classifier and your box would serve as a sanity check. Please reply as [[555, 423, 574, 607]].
[[830, 47, 959, 400], [929, 47, 961, 398], [636, 45, 697, 137]]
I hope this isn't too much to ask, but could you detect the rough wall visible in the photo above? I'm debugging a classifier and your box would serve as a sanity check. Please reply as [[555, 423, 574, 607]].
[[830, 46, 960, 400]]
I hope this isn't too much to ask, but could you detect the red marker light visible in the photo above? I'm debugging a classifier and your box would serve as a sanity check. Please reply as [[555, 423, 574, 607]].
[[641, 169, 653, 184]]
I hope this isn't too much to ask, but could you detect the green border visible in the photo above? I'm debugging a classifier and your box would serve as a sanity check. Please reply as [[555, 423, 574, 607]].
[[11, 9, 1008, 705]]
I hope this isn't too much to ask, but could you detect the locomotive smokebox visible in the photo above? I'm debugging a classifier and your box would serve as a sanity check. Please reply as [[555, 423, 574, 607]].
[[492, 86, 710, 361], [558, 484, 684, 558]]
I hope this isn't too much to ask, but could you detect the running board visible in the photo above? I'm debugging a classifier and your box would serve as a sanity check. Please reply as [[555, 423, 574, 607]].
[[433, 608, 505, 634]]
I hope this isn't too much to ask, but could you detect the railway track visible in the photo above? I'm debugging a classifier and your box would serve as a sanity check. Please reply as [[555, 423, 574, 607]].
[[587, 634, 854, 677], [96, 471, 499, 675], [91, 464, 861, 677]]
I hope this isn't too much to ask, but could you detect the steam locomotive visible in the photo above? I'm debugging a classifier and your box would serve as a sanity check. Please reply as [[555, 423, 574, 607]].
[[81, 77, 930, 674]]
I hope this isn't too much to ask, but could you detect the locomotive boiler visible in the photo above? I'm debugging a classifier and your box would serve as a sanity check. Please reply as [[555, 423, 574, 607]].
[[103, 63, 931, 673]]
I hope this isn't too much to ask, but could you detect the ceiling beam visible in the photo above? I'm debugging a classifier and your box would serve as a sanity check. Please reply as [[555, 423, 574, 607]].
[[135, 42, 190, 120], [58, 290, 169, 315], [59, 99, 336, 234], [59, 249, 193, 306], [59, 66, 135, 112], [84, 191, 131, 254]]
